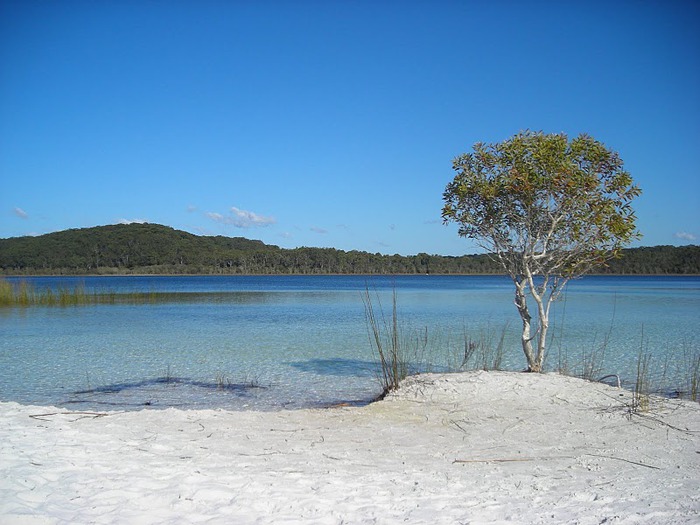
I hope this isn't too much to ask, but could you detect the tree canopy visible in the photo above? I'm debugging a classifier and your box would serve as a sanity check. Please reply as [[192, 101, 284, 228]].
[[0, 223, 503, 275], [1, 222, 696, 277], [442, 131, 642, 371]]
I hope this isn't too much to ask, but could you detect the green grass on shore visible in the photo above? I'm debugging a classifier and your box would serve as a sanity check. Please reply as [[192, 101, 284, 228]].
[[0, 278, 160, 307]]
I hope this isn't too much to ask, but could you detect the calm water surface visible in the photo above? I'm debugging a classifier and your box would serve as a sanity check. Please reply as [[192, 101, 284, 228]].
[[1, 275, 698, 410]]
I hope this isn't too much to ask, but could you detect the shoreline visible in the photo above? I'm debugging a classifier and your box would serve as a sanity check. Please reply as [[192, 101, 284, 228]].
[[3, 371, 699, 524]]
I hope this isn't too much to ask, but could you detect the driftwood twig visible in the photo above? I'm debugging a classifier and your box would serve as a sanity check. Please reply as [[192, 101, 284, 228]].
[[584, 453, 661, 470], [454, 453, 661, 470], [29, 411, 110, 422], [453, 457, 555, 464]]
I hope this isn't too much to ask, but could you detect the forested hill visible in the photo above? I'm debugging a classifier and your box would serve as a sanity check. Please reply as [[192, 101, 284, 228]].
[[0, 223, 698, 275]]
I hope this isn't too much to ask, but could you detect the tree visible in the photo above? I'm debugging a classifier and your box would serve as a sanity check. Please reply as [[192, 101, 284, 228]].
[[442, 131, 641, 372]]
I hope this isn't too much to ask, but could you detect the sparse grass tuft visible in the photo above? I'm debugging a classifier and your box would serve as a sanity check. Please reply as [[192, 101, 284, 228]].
[[579, 337, 608, 383], [632, 342, 652, 413], [690, 355, 700, 402], [243, 372, 263, 389], [458, 323, 509, 372], [362, 286, 407, 397], [679, 342, 700, 402], [215, 372, 232, 390]]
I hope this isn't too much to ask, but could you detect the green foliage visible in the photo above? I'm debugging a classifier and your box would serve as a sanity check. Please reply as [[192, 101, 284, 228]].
[[0, 223, 505, 275], [442, 131, 642, 277], [602, 245, 700, 274], [0, 223, 268, 273], [0, 221, 696, 276], [442, 131, 643, 372]]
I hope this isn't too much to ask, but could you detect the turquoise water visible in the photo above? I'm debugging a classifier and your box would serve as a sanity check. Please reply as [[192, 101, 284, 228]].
[[1, 275, 698, 410]]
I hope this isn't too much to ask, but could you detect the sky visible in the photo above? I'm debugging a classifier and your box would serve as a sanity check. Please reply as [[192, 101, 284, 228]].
[[1, 1, 699, 256]]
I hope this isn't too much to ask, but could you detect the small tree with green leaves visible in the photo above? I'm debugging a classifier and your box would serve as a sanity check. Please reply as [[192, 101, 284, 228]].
[[442, 131, 641, 372]]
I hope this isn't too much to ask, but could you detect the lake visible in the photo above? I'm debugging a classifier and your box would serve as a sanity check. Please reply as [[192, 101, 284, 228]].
[[1, 275, 698, 410]]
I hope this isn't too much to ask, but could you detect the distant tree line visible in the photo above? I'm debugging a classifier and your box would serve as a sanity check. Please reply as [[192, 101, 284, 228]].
[[602, 245, 700, 275], [0, 223, 697, 275]]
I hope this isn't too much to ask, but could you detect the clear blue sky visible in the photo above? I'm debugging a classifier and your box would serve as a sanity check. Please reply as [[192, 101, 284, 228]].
[[1, 1, 698, 255]]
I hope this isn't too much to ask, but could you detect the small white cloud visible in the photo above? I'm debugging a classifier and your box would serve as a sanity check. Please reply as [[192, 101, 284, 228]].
[[207, 212, 225, 222], [13, 207, 28, 219], [186, 205, 198, 213], [310, 226, 328, 234], [118, 218, 148, 225], [206, 207, 275, 228], [675, 231, 697, 241], [230, 207, 275, 227]]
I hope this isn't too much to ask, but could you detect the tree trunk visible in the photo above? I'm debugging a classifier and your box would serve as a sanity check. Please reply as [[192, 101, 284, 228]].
[[531, 290, 549, 373], [514, 281, 539, 372], [533, 311, 548, 372]]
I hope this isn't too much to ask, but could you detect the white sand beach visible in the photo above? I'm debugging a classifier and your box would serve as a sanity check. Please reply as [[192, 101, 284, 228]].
[[2, 371, 699, 524]]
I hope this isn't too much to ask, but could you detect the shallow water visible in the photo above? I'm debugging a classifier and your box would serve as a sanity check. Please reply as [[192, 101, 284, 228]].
[[1, 275, 698, 410]]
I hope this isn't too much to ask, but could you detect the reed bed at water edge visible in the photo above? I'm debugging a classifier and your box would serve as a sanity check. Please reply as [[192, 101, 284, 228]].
[[0, 277, 159, 307]]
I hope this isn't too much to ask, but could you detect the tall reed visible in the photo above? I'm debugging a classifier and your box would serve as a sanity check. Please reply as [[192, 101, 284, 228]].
[[679, 342, 700, 401], [0, 277, 152, 307], [690, 354, 700, 402], [0, 278, 90, 306], [457, 323, 509, 372], [0, 278, 14, 306], [632, 330, 652, 413], [362, 286, 407, 397]]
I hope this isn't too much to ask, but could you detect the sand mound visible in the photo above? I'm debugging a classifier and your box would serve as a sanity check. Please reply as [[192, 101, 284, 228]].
[[2, 371, 699, 524]]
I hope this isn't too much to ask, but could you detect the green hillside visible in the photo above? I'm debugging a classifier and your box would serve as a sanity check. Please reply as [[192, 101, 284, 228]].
[[0, 223, 698, 275]]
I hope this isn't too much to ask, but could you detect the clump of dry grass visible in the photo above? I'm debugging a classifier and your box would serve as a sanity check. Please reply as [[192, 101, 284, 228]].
[[632, 350, 652, 413], [362, 287, 407, 397], [458, 323, 509, 372], [678, 342, 700, 402], [689, 354, 700, 402]]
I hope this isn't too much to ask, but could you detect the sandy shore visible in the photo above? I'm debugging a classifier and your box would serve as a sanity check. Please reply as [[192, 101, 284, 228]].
[[2, 371, 699, 524]]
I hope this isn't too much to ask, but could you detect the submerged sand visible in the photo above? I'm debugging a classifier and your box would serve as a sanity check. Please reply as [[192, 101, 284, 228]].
[[2, 371, 699, 524]]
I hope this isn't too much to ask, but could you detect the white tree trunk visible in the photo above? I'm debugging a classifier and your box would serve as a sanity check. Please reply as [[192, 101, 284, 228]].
[[533, 295, 549, 373], [514, 280, 539, 371], [513, 277, 551, 373]]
